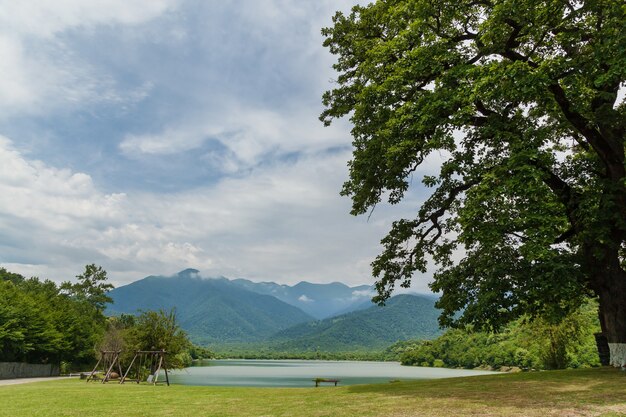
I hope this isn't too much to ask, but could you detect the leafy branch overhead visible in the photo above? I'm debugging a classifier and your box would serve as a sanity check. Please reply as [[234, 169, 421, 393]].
[[321, 0, 625, 335]]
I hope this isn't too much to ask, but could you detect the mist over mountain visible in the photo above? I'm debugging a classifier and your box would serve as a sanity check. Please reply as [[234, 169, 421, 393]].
[[230, 278, 375, 319], [107, 269, 314, 344]]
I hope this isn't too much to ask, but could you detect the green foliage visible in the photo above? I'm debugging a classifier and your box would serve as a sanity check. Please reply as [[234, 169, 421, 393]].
[[187, 344, 213, 360], [124, 309, 191, 369], [0, 266, 208, 371], [267, 294, 441, 352], [210, 346, 390, 361], [61, 264, 113, 314], [321, 0, 626, 339], [205, 294, 440, 359], [400, 301, 601, 370], [0, 266, 111, 367], [99, 311, 207, 371]]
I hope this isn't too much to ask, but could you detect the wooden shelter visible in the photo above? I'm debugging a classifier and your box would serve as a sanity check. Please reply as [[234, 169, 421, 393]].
[[86, 350, 123, 383], [120, 350, 170, 386]]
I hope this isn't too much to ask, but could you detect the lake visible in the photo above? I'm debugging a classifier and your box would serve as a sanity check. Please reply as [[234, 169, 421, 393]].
[[165, 360, 496, 387]]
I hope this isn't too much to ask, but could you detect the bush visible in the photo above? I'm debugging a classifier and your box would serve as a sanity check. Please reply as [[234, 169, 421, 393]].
[[400, 301, 601, 370], [432, 359, 445, 368]]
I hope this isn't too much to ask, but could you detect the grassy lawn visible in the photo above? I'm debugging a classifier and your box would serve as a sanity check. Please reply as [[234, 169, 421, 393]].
[[1, 368, 625, 417]]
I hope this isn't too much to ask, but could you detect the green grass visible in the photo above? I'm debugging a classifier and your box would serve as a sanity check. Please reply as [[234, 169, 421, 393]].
[[1, 368, 626, 416]]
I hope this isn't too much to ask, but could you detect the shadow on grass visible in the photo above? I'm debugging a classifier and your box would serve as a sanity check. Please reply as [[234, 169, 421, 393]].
[[345, 367, 626, 411]]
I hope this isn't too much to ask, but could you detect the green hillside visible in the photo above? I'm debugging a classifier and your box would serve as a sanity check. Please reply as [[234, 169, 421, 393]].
[[107, 269, 314, 344], [267, 294, 442, 352], [108, 270, 443, 352]]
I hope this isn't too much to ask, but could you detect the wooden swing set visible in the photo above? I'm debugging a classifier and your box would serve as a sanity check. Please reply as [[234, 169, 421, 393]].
[[86, 350, 123, 383], [120, 350, 170, 386]]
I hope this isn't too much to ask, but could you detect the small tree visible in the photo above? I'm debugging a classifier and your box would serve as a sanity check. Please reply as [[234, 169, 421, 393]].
[[126, 309, 191, 369]]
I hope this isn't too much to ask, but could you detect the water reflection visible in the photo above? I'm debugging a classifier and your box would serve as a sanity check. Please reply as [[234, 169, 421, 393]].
[[166, 360, 496, 387]]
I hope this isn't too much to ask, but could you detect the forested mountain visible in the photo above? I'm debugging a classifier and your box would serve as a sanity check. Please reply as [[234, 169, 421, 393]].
[[266, 294, 442, 352], [107, 269, 314, 344], [230, 278, 375, 319], [108, 270, 442, 351]]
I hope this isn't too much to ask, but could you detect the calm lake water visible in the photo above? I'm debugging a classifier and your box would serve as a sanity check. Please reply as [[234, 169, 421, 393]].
[[165, 360, 496, 387]]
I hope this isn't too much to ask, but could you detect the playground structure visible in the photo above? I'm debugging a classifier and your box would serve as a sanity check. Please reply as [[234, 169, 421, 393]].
[[120, 350, 170, 386], [86, 350, 123, 383]]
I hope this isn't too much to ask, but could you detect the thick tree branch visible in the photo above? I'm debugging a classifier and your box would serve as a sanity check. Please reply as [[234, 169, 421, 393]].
[[530, 160, 582, 235], [548, 83, 624, 179]]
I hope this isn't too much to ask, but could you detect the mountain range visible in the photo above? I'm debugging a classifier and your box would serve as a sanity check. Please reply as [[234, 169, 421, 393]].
[[230, 278, 375, 319], [107, 269, 442, 350], [267, 294, 441, 351]]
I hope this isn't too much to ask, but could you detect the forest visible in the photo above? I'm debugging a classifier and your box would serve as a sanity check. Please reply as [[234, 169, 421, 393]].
[[0, 266, 210, 372]]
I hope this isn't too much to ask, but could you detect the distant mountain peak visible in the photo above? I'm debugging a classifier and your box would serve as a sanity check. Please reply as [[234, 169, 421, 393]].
[[177, 268, 200, 278], [120, 269, 382, 320]]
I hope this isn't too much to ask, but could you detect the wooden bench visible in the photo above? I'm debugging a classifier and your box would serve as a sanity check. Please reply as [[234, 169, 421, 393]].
[[313, 378, 340, 387]]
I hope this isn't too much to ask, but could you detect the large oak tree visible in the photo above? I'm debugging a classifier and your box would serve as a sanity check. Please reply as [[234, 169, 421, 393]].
[[321, 0, 626, 365]]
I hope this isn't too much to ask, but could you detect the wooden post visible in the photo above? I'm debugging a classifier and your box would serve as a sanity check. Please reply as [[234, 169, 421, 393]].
[[86, 357, 102, 383], [120, 352, 138, 384], [102, 351, 122, 383]]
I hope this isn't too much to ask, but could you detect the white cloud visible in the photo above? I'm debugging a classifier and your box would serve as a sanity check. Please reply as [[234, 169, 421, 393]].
[[298, 295, 314, 303], [0, 135, 432, 289], [0, 0, 177, 39], [0, 37, 36, 108], [0, 136, 126, 229], [119, 100, 351, 173], [616, 85, 625, 109], [0, 0, 436, 296], [351, 289, 375, 298], [0, 0, 175, 117], [117, 0, 356, 171]]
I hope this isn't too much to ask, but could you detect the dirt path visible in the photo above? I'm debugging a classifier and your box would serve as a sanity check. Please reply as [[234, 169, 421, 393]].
[[0, 377, 69, 386]]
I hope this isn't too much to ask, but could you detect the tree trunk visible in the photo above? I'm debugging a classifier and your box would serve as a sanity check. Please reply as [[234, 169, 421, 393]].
[[596, 265, 626, 368]]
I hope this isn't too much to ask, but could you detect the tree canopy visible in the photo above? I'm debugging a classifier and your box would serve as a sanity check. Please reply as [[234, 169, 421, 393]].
[[321, 0, 625, 364], [0, 267, 109, 366], [61, 264, 113, 314]]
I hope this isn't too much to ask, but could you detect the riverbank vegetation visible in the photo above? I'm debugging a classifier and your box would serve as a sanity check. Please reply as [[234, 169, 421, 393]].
[[210, 344, 390, 361], [397, 301, 601, 370], [2, 368, 625, 417], [209, 301, 601, 371]]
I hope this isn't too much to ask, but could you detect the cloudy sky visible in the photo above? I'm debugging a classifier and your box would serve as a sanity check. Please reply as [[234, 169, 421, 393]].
[[0, 0, 432, 290]]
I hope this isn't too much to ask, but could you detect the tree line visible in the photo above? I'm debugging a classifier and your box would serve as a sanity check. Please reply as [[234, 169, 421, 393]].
[[393, 301, 600, 370], [0, 266, 210, 372]]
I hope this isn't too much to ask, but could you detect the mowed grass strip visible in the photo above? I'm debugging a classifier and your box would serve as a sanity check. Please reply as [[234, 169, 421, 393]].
[[1, 368, 625, 417]]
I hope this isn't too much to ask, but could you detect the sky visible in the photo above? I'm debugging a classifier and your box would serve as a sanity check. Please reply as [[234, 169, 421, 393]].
[[0, 0, 434, 290]]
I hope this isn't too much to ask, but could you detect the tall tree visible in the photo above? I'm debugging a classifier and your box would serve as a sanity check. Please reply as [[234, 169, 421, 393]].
[[321, 0, 626, 366], [61, 264, 113, 314]]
